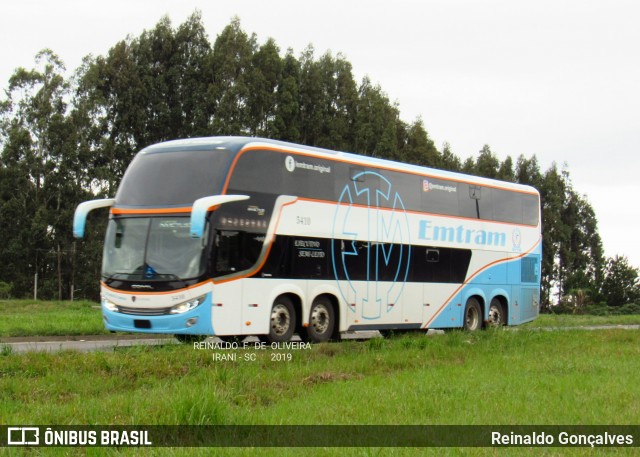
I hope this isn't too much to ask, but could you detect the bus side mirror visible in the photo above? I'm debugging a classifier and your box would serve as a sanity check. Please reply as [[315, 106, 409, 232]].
[[73, 198, 116, 239], [190, 195, 250, 238]]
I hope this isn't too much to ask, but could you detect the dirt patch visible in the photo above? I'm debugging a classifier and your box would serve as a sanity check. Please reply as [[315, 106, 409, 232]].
[[303, 371, 363, 385]]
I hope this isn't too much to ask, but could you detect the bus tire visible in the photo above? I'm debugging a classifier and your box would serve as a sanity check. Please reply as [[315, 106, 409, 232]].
[[262, 296, 296, 343], [301, 296, 335, 343], [487, 298, 505, 327], [463, 297, 482, 331]]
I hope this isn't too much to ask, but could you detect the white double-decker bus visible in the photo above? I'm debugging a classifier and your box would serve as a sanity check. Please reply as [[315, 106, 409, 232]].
[[74, 137, 541, 343]]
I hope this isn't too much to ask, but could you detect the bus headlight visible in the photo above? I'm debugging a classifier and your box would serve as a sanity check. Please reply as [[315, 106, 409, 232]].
[[102, 298, 118, 312], [170, 295, 206, 314]]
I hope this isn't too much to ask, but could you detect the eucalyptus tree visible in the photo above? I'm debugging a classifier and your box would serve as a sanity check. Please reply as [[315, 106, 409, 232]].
[[401, 117, 440, 167], [0, 50, 86, 299], [559, 188, 604, 300], [273, 49, 302, 142], [247, 38, 282, 136], [439, 142, 462, 172], [318, 52, 359, 151], [209, 17, 256, 135], [353, 76, 400, 157], [497, 155, 516, 182], [600, 256, 640, 306], [298, 45, 325, 146], [475, 144, 500, 179]]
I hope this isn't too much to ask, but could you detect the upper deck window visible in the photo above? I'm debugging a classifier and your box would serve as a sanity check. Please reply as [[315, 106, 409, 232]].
[[115, 149, 234, 207]]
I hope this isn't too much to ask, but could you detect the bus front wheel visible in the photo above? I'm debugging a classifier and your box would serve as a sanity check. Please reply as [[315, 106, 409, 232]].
[[301, 296, 335, 343], [463, 298, 482, 331], [261, 296, 296, 343]]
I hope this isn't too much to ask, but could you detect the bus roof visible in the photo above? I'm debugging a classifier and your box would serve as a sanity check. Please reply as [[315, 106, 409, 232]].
[[141, 136, 539, 195]]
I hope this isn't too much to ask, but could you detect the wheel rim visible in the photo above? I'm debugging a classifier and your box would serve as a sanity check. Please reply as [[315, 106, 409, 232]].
[[311, 304, 330, 334], [465, 305, 479, 330], [270, 303, 291, 336], [488, 304, 502, 326]]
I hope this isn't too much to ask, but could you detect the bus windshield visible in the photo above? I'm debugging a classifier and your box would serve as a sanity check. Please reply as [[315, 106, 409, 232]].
[[102, 217, 207, 281]]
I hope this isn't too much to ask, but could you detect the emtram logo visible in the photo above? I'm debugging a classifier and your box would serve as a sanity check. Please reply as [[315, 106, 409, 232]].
[[331, 171, 411, 319]]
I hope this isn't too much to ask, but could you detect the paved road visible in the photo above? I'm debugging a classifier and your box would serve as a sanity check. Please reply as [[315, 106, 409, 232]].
[[1, 335, 177, 353], [1, 326, 638, 354]]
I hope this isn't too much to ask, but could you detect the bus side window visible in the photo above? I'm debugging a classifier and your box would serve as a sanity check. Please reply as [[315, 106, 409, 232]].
[[426, 248, 440, 263], [215, 231, 240, 274], [214, 230, 264, 275]]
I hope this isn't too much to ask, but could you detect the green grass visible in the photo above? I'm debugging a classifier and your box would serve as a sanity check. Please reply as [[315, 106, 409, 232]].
[[1, 329, 639, 455], [523, 313, 640, 328], [0, 299, 108, 337]]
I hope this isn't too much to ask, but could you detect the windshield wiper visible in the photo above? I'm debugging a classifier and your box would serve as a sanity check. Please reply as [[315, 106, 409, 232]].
[[149, 273, 188, 288], [103, 272, 188, 288], [102, 272, 136, 283]]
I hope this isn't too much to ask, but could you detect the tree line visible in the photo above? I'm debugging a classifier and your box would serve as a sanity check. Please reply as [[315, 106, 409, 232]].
[[0, 13, 637, 308]]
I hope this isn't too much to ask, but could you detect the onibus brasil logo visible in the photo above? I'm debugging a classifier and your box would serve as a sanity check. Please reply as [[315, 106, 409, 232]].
[[331, 171, 411, 319]]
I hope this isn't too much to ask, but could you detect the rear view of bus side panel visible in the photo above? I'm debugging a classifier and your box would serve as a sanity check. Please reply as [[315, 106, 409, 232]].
[[514, 253, 541, 324]]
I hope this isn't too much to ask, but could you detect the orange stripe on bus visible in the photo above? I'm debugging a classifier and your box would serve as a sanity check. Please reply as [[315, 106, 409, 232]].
[[111, 205, 221, 216], [111, 207, 192, 215]]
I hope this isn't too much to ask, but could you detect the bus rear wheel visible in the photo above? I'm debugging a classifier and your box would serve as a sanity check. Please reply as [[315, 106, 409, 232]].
[[301, 297, 335, 343], [261, 296, 296, 343], [463, 298, 482, 331], [487, 298, 505, 327]]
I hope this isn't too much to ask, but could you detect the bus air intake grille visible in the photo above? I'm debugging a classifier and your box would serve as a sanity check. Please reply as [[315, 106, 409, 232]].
[[116, 306, 172, 316]]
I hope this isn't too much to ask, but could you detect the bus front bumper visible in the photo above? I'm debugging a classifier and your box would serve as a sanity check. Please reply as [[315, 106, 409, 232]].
[[101, 297, 214, 335]]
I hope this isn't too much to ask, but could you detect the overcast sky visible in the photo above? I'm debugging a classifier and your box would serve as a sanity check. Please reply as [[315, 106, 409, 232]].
[[2, 0, 639, 267]]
